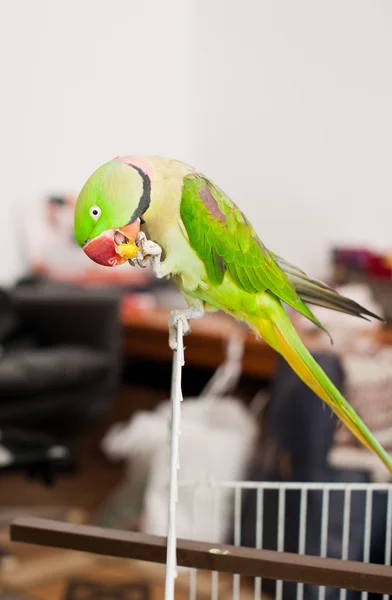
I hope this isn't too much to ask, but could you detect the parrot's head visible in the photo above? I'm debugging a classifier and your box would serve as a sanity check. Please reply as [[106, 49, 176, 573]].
[[74, 157, 151, 267]]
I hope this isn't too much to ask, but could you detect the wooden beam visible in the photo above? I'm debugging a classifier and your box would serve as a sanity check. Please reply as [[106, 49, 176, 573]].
[[10, 517, 392, 595]]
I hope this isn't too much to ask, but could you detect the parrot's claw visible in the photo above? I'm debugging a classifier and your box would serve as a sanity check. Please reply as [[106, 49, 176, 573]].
[[136, 251, 150, 269], [129, 232, 162, 276], [168, 307, 204, 351], [135, 232, 161, 256], [168, 312, 192, 350]]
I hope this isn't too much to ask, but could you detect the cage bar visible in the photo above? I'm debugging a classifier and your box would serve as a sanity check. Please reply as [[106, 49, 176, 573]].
[[188, 483, 198, 600], [276, 486, 286, 600], [233, 486, 242, 600], [319, 487, 330, 600], [211, 487, 220, 600], [254, 487, 264, 600], [383, 488, 392, 600], [361, 488, 373, 600], [297, 487, 308, 600]]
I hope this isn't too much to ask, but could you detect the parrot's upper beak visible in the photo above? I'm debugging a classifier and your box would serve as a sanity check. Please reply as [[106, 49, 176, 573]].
[[83, 221, 140, 267]]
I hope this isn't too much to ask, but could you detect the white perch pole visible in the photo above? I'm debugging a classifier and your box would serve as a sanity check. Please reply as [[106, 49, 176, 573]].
[[164, 319, 184, 600]]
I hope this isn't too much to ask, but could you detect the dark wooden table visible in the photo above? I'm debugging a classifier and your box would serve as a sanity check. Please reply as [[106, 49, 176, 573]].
[[120, 306, 277, 378], [120, 305, 392, 379]]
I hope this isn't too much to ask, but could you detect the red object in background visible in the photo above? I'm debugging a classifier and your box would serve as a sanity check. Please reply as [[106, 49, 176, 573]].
[[333, 247, 373, 271], [367, 254, 392, 278], [334, 247, 392, 280]]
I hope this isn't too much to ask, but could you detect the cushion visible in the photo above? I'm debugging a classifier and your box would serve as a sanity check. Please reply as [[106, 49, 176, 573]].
[[0, 345, 110, 397]]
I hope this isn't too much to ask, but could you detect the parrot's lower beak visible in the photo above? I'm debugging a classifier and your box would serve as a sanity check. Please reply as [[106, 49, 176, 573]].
[[83, 221, 140, 267]]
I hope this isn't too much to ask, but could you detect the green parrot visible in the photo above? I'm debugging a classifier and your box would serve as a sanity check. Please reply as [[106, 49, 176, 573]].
[[74, 155, 392, 473]]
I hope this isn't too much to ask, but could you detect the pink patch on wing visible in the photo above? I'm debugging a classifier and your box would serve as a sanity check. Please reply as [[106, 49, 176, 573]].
[[113, 155, 154, 182], [200, 185, 226, 224]]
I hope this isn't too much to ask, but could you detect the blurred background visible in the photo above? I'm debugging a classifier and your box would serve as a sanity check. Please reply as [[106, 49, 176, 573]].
[[1, 2, 392, 599]]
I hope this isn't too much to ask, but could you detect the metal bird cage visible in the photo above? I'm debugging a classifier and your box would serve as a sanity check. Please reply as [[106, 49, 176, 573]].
[[177, 478, 392, 600]]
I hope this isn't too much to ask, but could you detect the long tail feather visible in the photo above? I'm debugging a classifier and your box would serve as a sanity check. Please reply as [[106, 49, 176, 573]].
[[273, 254, 384, 322], [251, 299, 392, 474]]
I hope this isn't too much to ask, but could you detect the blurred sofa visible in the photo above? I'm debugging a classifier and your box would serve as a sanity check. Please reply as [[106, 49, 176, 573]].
[[0, 281, 123, 441]]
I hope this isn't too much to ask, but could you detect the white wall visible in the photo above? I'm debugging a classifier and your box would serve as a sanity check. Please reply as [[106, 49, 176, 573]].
[[188, 0, 392, 276], [1, 0, 392, 283], [0, 0, 193, 283]]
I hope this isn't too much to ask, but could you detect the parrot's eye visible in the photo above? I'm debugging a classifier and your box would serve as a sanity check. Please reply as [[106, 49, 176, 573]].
[[89, 205, 101, 221]]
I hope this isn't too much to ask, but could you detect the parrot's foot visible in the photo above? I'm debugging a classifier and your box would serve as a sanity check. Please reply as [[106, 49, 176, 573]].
[[168, 307, 204, 351], [128, 231, 162, 277]]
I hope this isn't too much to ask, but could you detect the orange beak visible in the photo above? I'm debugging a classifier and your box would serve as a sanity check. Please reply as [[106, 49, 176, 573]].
[[118, 221, 141, 241], [83, 221, 141, 267]]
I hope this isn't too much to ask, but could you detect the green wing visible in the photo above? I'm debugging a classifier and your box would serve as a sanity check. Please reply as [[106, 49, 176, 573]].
[[180, 173, 329, 334]]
